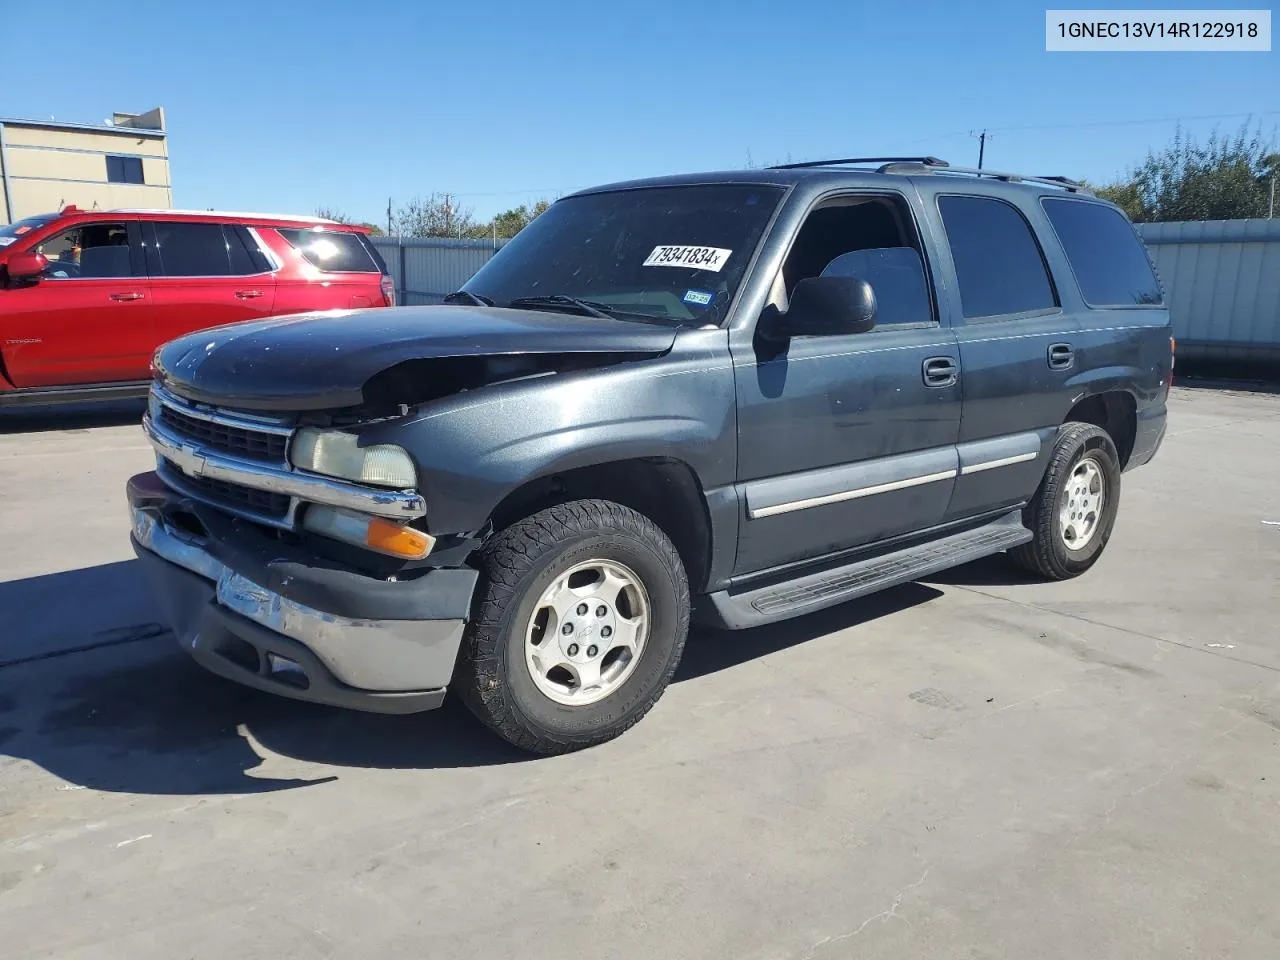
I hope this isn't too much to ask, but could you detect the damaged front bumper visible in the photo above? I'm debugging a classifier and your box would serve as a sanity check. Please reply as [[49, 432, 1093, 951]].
[[127, 472, 477, 714]]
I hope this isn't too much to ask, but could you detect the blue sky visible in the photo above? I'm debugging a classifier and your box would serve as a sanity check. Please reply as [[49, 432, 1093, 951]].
[[7, 0, 1277, 224]]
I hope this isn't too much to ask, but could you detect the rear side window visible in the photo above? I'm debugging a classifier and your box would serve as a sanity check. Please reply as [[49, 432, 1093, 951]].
[[1041, 199, 1163, 306], [938, 195, 1057, 319], [226, 227, 273, 275], [150, 222, 236, 276], [277, 229, 379, 273]]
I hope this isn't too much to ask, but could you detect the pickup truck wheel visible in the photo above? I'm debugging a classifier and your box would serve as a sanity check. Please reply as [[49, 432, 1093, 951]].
[[456, 499, 690, 755], [1010, 422, 1121, 580]]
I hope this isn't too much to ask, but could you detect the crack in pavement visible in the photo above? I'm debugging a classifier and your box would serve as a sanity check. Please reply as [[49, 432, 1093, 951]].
[[0, 625, 169, 670], [947, 585, 1280, 675], [801, 867, 931, 957]]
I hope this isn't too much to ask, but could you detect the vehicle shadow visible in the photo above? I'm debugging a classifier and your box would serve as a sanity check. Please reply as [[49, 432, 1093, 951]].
[[1173, 360, 1280, 392], [0, 559, 939, 797], [922, 554, 1043, 588], [0, 399, 146, 434]]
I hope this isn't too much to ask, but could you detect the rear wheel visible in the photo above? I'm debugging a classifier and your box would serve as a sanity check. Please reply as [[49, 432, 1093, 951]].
[[1010, 422, 1121, 580], [455, 499, 689, 754]]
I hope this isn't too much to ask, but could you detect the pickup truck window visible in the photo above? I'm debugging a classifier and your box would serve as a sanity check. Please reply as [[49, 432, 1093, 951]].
[[1040, 198, 1163, 306], [462, 184, 785, 325], [938, 195, 1057, 319]]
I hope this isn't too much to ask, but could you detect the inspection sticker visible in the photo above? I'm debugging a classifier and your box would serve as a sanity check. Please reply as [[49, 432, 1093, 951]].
[[643, 245, 732, 272], [683, 289, 714, 306], [0, 238, 15, 247]]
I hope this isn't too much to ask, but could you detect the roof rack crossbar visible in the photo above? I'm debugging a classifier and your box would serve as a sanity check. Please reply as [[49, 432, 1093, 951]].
[[768, 156, 949, 170], [923, 164, 1086, 192], [765, 155, 1086, 192]]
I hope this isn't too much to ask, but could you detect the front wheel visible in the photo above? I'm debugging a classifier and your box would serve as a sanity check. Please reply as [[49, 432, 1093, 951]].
[[455, 499, 690, 754], [1010, 422, 1122, 580]]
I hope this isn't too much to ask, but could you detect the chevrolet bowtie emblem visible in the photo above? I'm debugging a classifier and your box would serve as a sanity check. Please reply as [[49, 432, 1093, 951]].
[[177, 443, 207, 478]]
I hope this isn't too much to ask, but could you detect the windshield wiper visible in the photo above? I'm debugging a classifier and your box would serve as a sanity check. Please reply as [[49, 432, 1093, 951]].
[[507, 295, 618, 320], [443, 290, 495, 306]]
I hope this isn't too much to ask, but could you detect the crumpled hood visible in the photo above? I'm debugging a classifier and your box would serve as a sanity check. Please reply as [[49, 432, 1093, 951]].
[[154, 304, 678, 411]]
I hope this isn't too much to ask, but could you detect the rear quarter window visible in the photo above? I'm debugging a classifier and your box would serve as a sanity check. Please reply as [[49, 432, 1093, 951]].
[[1040, 199, 1163, 306], [276, 228, 380, 273]]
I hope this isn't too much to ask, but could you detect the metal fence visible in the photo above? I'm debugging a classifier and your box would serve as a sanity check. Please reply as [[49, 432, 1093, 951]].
[[375, 222, 1280, 363], [1136, 219, 1280, 363], [371, 236, 506, 306]]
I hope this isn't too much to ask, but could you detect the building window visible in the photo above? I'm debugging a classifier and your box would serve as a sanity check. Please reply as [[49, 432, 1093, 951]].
[[106, 155, 145, 185]]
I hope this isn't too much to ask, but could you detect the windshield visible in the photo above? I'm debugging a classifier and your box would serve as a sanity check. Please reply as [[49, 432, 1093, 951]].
[[0, 214, 57, 247], [462, 184, 785, 325]]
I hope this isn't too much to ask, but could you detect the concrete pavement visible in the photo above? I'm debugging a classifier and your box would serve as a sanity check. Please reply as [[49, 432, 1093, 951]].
[[1, 386, 1278, 959]]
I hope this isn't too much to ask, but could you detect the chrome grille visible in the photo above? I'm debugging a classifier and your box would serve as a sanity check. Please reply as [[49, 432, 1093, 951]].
[[162, 459, 292, 519], [145, 383, 426, 532], [159, 405, 289, 462]]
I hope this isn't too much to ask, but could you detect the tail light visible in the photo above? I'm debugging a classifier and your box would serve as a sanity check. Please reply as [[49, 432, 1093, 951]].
[[380, 275, 395, 307], [1169, 336, 1176, 387]]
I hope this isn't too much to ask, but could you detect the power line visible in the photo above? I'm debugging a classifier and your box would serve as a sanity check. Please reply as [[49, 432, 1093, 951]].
[[447, 188, 565, 197], [906, 109, 1280, 145]]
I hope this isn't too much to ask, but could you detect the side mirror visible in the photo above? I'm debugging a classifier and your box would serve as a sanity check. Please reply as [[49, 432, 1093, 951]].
[[6, 251, 47, 281], [778, 275, 876, 337]]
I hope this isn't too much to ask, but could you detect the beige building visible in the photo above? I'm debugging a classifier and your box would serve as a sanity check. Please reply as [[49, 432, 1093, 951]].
[[0, 107, 171, 224]]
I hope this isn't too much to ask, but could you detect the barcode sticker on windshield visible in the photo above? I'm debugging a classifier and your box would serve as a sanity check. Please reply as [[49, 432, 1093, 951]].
[[643, 245, 732, 272]]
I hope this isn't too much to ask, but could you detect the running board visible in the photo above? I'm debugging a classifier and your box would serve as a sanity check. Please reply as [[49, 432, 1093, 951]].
[[701, 511, 1031, 630], [0, 380, 151, 407]]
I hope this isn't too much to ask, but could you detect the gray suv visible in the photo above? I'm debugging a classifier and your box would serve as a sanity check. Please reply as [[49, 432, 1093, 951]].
[[127, 156, 1172, 753]]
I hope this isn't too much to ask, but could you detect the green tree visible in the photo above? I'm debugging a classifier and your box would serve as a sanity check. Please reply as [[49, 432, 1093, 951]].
[[1089, 181, 1145, 221], [482, 199, 553, 240], [1092, 123, 1278, 222], [394, 194, 478, 238], [315, 209, 384, 235], [314, 206, 353, 224]]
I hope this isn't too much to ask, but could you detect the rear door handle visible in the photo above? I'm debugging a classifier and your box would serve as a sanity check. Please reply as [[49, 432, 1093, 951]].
[[109, 292, 145, 302], [923, 356, 959, 387], [1048, 342, 1074, 370], [235, 289, 264, 299]]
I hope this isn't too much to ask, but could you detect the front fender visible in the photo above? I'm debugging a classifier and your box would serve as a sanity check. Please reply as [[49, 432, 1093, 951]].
[[363, 330, 737, 535]]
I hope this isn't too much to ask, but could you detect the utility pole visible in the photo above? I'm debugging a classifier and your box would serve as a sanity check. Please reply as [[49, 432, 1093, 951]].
[[970, 129, 991, 170], [1270, 177, 1276, 219], [386, 197, 392, 237]]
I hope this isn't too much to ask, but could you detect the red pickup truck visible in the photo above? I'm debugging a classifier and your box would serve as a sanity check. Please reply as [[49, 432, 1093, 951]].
[[0, 207, 393, 405]]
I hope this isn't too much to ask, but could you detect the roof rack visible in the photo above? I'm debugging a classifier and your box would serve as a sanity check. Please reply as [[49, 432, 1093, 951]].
[[104, 208, 340, 223], [769, 156, 948, 170], [767, 156, 1087, 193], [924, 164, 1087, 193]]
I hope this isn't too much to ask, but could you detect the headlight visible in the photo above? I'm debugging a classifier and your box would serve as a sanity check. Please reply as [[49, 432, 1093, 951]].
[[290, 428, 417, 488]]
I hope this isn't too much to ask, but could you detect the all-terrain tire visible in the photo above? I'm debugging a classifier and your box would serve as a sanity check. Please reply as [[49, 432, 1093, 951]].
[[454, 499, 690, 755], [1010, 422, 1122, 580]]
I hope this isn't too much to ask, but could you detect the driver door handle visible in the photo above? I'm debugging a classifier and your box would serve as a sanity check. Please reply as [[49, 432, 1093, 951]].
[[235, 289, 264, 299], [109, 292, 145, 302], [923, 356, 959, 387]]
